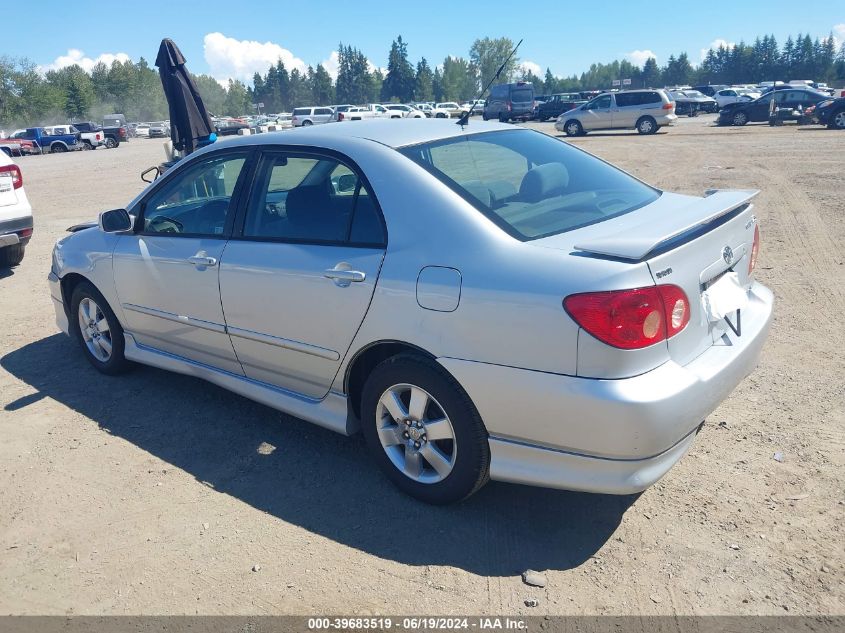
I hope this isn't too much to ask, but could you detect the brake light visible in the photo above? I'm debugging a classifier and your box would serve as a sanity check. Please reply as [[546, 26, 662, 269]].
[[0, 163, 23, 189], [563, 284, 690, 350], [338, 112, 345, 121], [748, 224, 760, 274], [662, 102, 674, 110], [18, 227, 32, 238]]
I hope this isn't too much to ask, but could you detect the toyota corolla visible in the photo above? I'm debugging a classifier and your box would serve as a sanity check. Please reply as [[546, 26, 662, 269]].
[[48, 120, 773, 504]]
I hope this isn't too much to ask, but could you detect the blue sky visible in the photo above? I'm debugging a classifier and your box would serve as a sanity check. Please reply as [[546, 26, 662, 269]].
[[8, 1, 844, 83]]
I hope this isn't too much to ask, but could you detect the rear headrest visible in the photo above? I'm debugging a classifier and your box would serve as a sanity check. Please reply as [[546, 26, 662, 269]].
[[519, 162, 569, 202], [285, 184, 332, 227]]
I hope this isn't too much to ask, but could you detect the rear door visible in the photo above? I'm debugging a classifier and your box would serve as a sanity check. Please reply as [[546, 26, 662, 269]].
[[611, 92, 640, 128], [510, 86, 534, 118], [218, 149, 387, 398]]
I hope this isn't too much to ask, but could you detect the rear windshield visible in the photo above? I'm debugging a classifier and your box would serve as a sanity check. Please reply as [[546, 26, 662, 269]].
[[511, 88, 533, 102], [398, 129, 659, 241]]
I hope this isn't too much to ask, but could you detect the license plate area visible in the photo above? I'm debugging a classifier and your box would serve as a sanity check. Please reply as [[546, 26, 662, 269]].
[[701, 270, 748, 338]]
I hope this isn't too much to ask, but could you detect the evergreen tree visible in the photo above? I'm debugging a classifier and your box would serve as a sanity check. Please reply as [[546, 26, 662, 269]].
[[383, 35, 415, 102], [414, 58, 433, 102]]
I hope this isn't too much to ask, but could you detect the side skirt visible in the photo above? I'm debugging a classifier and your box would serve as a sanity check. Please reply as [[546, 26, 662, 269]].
[[123, 333, 357, 436]]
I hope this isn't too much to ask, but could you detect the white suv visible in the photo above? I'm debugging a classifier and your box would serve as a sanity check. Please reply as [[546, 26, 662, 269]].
[[0, 153, 32, 268]]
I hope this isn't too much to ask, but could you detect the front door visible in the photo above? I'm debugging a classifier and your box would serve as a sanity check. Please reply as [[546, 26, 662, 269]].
[[113, 150, 251, 374], [219, 151, 386, 398], [580, 94, 613, 130]]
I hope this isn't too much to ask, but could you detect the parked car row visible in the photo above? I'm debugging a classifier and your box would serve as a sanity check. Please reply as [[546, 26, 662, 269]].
[[0, 116, 131, 157]]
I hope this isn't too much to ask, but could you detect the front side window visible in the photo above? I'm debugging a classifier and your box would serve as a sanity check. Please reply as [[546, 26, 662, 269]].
[[242, 152, 385, 246], [587, 95, 612, 110], [142, 153, 247, 236], [399, 129, 659, 241]]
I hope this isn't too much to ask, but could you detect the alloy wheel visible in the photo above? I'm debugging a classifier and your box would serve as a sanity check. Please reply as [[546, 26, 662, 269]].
[[834, 111, 845, 129], [77, 297, 113, 362], [375, 383, 457, 484]]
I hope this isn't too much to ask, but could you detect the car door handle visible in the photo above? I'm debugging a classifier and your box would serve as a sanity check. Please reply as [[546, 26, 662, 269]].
[[187, 253, 217, 267], [324, 269, 366, 283]]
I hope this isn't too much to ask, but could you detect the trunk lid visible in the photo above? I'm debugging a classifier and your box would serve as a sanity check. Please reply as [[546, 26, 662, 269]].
[[539, 190, 759, 368]]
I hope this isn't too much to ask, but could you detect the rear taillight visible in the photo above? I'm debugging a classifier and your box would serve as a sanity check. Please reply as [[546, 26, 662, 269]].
[[18, 227, 32, 238], [663, 102, 674, 110], [563, 284, 690, 350], [338, 112, 344, 121], [748, 224, 760, 274], [0, 163, 23, 189], [507, 101, 512, 111], [119, 128, 127, 138]]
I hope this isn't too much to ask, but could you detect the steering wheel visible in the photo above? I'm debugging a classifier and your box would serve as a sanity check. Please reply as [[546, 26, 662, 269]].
[[148, 215, 184, 233]]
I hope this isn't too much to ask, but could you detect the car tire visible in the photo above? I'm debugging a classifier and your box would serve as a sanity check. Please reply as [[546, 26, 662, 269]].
[[564, 120, 584, 137], [732, 112, 748, 126], [435, 113, 446, 118], [636, 116, 658, 135], [829, 110, 845, 130], [51, 143, 67, 153], [302, 120, 313, 126], [0, 243, 25, 268], [360, 354, 490, 504], [105, 138, 117, 149], [482, 113, 489, 121], [70, 281, 132, 375], [83, 141, 93, 150]]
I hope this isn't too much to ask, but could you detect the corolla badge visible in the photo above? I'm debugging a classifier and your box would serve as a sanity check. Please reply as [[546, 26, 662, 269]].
[[723, 245, 734, 265]]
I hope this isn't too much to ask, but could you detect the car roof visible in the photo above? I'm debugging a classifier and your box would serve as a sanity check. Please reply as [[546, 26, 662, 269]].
[[206, 119, 514, 151]]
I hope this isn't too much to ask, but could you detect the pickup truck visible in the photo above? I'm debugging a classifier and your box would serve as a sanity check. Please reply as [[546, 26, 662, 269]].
[[44, 122, 106, 149], [93, 115, 130, 148], [15, 127, 83, 154], [336, 104, 394, 121], [0, 137, 39, 157], [533, 93, 586, 121]]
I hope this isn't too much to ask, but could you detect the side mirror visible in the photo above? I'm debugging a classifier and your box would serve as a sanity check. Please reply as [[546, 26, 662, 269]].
[[99, 208, 132, 233], [336, 173, 357, 193]]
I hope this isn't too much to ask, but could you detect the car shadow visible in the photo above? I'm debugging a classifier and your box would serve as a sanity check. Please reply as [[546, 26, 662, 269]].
[[1, 334, 636, 576], [0, 267, 13, 279]]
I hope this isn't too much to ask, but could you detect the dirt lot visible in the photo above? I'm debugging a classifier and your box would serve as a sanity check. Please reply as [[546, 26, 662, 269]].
[[0, 117, 843, 616]]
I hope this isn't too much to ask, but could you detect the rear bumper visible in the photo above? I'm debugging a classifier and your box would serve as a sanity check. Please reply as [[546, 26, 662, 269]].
[[439, 281, 773, 494], [657, 113, 678, 125], [0, 214, 33, 247]]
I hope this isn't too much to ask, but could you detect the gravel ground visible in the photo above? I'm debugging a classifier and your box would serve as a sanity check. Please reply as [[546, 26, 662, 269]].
[[0, 116, 843, 615]]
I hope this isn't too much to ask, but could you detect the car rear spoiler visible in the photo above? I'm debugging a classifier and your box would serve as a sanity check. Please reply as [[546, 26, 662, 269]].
[[573, 189, 759, 261]]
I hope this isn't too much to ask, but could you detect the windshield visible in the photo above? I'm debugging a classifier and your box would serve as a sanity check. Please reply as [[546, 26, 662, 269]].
[[398, 129, 660, 241], [685, 90, 706, 98]]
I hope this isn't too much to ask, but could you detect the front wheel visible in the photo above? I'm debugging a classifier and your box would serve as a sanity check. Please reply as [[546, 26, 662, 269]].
[[0, 243, 25, 268], [829, 110, 845, 130], [564, 120, 584, 136], [360, 354, 490, 504], [732, 111, 748, 126], [636, 116, 658, 134], [70, 281, 132, 375]]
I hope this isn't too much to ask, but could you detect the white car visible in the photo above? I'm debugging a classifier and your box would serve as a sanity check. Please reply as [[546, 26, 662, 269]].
[[384, 104, 425, 118], [414, 103, 451, 118], [135, 124, 151, 138], [435, 102, 468, 118], [0, 153, 32, 268], [714, 88, 761, 109]]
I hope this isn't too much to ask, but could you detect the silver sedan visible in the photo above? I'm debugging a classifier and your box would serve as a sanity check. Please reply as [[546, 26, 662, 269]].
[[48, 120, 773, 504]]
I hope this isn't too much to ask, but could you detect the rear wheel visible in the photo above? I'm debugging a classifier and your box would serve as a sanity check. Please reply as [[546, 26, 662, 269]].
[[0, 243, 25, 268], [83, 141, 93, 150], [51, 143, 67, 153], [70, 281, 131, 375], [302, 120, 313, 126], [360, 354, 490, 504], [636, 116, 658, 134], [105, 137, 117, 149], [435, 113, 447, 118], [829, 110, 845, 130]]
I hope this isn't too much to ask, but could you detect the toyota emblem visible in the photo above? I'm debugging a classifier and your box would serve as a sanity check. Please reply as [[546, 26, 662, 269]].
[[722, 246, 734, 265]]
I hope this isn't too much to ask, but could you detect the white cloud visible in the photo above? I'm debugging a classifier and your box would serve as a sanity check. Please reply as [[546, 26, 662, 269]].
[[40, 48, 130, 74], [518, 60, 542, 77], [700, 38, 735, 61], [203, 32, 307, 83], [321, 51, 340, 80], [625, 49, 657, 67], [832, 23, 845, 49]]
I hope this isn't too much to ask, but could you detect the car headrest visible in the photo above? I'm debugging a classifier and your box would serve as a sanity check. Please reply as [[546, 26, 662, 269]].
[[519, 162, 569, 202], [285, 184, 333, 227]]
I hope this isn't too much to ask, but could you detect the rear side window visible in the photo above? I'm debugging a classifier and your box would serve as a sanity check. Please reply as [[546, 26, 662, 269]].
[[293, 108, 310, 116], [641, 91, 662, 104], [242, 152, 385, 246], [614, 93, 638, 107], [399, 129, 659, 241], [316, 108, 333, 115]]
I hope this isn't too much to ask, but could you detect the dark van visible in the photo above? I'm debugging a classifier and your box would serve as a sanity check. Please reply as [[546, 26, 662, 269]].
[[483, 82, 535, 122]]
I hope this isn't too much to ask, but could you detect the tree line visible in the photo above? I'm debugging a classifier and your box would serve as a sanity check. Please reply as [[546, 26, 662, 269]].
[[2, 32, 844, 128]]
